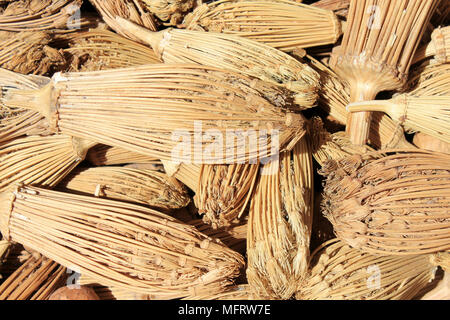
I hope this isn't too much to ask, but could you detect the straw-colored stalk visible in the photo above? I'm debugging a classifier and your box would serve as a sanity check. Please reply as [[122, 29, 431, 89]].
[[413, 132, 450, 155], [59, 29, 161, 72], [0, 134, 96, 192], [140, 0, 197, 25], [89, 0, 158, 42], [311, 117, 375, 166], [296, 239, 437, 300], [0, 185, 245, 297], [1, 64, 307, 164], [320, 150, 450, 255], [87, 144, 160, 166], [0, 31, 66, 75], [0, 254, 67, 300], [183, 284, 265, 300], [117, 17, 320, 108], [406, 62, 450, 96], [57, 166, 190, 210], [413, 26, 450, 65], [329, 0, 438, 146], [196, 164, 258, 227], [347, 95, 450, 144], [182, 0, 343, 52], [421, 271, 449, 300], [307, 56, 415, 150], [312, 0, 350, 17], [161, 160, 201, 193], [247, 135, 314, 299], [0, 0, 89, 31]]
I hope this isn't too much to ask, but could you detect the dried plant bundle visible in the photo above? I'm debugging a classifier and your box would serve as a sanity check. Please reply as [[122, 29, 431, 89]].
[[311, 117, 375, 166], [117, 18, 320, 108], [196, 164, 258, 227], [407, 63, 450, 96], [140, 0, 197, 25], [312, 0, 350, 17], [58, 29, 161, 72], [329, 0, 439, 145], [321, 150, 450, 255], [413, 132, 450, 155], [0, 185, 245, 297], [430, 251, 450, 272], [57, 166, 190, 210], [413, 26, 450, 65], [0, 253, 67, 300], [161, 160, 201, 193], [347, 95, 450, 144], [0, 134, 96, 192], [247, 135, 314, 299], [89, 0, 158, 42], [1, 64, 307, 164], [183, 284, 262, 300], [0, 0, 88, 31], [87, 144, 159, 166], [296, 239, 437, 300], [182, 0, 343, 52], [0, 31, 66, 75]]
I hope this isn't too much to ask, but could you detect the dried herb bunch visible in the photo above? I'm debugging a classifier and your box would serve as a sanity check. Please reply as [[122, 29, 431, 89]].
[[182, 0, 343, 52], [0, 185, 245, 297], [87, 144, 159, 166], [321, 150, 450, 255], [1, 64, 307, 164], [247, 134, 314, 299], [296, 239, 437, 300], [57, 166, 191, 210]]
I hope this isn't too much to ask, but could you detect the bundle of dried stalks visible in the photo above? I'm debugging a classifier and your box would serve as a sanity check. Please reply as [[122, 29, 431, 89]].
[[89, 0, 158, 41], [1, 64, 307, 164], [196, 164, 258, 227], [87, 144, 159, 166], [161, 160, 201, 193], [321, 150, 450, 255], [0, 31, 66, 76], [57, 166, 190, 210], [59, 29, 161, 72], [117, 17, 320, 108], [329, 0, 439, 145], [0, 185, 245, 297], [247, 134, 314, 299], [347, 95, 450, 144], [296, 239, 437, 300], [183, 284, 264, 300], [0, 0, 87, 31], [0, 134, 96, 192], [0, 253, 67, 300], [407, 63, 450, 96], [430, 251, 450, 272], [413, 26, 449, 65], [311, 117, 375, 166], [139, 0, 197, 25], [413, 132, 450, 155], [312, 0, 350, 18], [182, 0, 343, 52]]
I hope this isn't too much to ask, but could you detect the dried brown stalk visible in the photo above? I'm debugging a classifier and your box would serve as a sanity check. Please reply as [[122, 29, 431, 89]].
[[117, 17, 320, 108], [182, 0, 343, 52], [296, 239, 437, 300], [321, 150, 450, 255], [87, 144, 160, 166], [329, 0, 439, 145], [413, 26, 450, 65], [161, 160, 201, 193], [0, 134, 96, 192], [57, 166, 191, 210], [247, 134, 314, 299], [0, 185, 245, 297]]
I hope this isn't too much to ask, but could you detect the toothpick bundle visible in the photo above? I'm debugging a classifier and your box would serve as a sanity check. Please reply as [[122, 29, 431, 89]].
[[161, 160, 201, 193], [87, 144, 159, 166], [57, 166, 190, 210], [1, 64, 306, 164], [320, 150, 450, 255], [296, 239, 437, 300], [117, 17, 320, 108], [247, 135, 314, 299], [182, 0, 343, 52], [413, 26, 450, 65], [0, 185, 245, 297], [329, 0, 439, 145], [196, 164, 258, 227], [0, 134, 96, 192]]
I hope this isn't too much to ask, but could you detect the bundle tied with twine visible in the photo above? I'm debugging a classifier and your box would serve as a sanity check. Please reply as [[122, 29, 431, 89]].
[[182, 0, 343, 52], [247, 134, 314, 299], [0, 134, 96, 192], [320, 150, 450, 255], [329, 0, 439, 146], [161, 160, 201, 193], [0, 185, 245, 297], [87, 144, 160, 166], [1, 64, 307, 164], [0, 252, 67, 300], [296, 239, 437, 300], [57, 166, 191, 210], [117, 17, 320, 108], [413, 26, 450, 65]]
